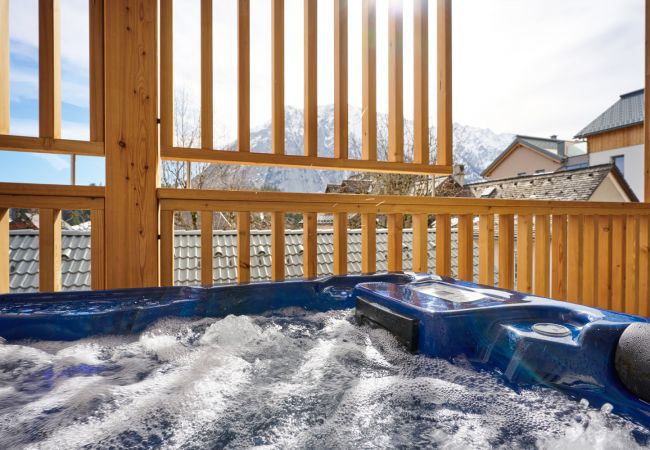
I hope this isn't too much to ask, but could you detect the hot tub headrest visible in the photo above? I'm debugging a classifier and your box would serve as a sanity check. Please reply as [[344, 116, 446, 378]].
[[615, 322, 650, 403]]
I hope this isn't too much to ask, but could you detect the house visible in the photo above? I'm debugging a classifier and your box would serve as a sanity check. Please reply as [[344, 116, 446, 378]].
[[481, 135, 587, 180], [575, 88, 645, 200]]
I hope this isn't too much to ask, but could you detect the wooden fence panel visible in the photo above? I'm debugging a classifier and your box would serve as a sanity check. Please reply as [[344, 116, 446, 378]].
[[237, 212, 251, 283], [498, 214, 514, 290], [534, 214, 550, 297], [201, 211, 214, 285], [39, 208, 62, 292], [412, 213, 428, 273], [479, 214, 494, 285], [387, 213, 403, 272], [516, 214, 533, 293], [436, 214, 451, 277], [271, 211, 285, 281], [362, 213, 377, 273], [551, 215, 567, 300], [303, 212, 318, 278], [458, 214, 473, 282]]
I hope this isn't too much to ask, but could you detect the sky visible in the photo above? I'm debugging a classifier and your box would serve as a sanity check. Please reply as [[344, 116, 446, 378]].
[[0, 0, 644, 185]]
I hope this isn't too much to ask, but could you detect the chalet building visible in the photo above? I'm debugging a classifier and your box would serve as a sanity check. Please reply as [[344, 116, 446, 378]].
[[575, 88, 644, 200]]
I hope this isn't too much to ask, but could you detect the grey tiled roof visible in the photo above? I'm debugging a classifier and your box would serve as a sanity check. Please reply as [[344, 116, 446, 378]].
[[8, 228, 481, 294], [575, 89, 644, 138]]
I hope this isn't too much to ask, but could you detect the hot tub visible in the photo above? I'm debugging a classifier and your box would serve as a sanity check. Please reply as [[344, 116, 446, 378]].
[[0, 273, 649, 448]]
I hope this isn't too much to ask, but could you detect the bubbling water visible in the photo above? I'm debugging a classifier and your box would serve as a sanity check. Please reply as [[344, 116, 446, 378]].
[[0, 309, 647, 449]]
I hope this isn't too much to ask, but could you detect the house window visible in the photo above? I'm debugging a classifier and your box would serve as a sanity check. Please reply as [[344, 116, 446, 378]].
[[613, 155, 625, 175]]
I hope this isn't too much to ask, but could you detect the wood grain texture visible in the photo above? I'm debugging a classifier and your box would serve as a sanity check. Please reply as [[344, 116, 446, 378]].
[[361, 0, 376, 161], [304, 0, 317, 157], [90, 209, 105, 290], [498, 214, 515, 290], [271, 211, 285, 280], [581, 215, 597, 307], [104, 0, 159, 289], [333, 212, 348, 275], [160, 0, 173, 150], [0, 135, 104, 156], [551, 215, 567, 300], [39, 208, 62, 292], [413, 0, 428, 165], [597, 216, 612, 310], [160, 210, 175, 286], [201, 0, 213, 150], [0, 208, 8, 293], [272, 0, 284, 155], [588, 124, 643, 153], [303, 212, 317, 278], [0, 0, 9, 134], [479, 214, 494, 286], [201, 211, 214, 285], [611, 215, 625, 312], [457, 214, 473, 282], [516, 215, 533, 293], [388, 0, 403, 163], [534, 215, 550, 297], [625, 215, 639, 314], [387, 213, 403, 271], [567, 215, 582, 303], [39, 0, 61, 139], [334, 0, 348, 159], [237, 212, 251, 283], [361, 213, 377, 273], [639, 215, 650, 316], [412, 213, 428, 273], [436, 214, 451, 277], [436, 0, 452, 166], [647, 0, 650, 200], [89, 0, 104, 142], [238, 0, 250, 152]]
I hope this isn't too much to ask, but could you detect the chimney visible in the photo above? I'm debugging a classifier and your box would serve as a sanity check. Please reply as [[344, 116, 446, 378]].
[[557, 141, 565, 158], [550, 134, 558, 140], [453, 164, 465, 186]]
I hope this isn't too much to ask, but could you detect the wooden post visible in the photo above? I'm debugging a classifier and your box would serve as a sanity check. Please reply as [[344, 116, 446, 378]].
[[333, 212, 347, 275], [160, 0, 173, 151], [387, 213, 403, 271], [534, 215, 550, 297], [201, 0, 213, 150], [39, 208, 61, 292], [238, 0, 250, 152], [625, 215, 639, 314], [412, 213, 428, 273], [0, 208, 8, 293], [272, 211, 285, 280], [362, 213, 376, 273], [413, 0, 428, 165], [517, 215, 533, 293], [89, 0, 104, 142], [90, 209, 105, 290], [567, 215, 583, 303], [201, 211, 214, 285], [436, 214, 451, 277], [437, 0, 452, 166], [597, 216, 612, 310], [237, 212, 251, 282], [458, 214, 473, 282], [304, 0, 317, 157], [498, 214, 515, 290], [334, 0, 348, 159], [104, 0, 159, 289], [272, 0, 284, 155], [582, 215, 597, 306], [160, 210, 175, 286], [388, 0, 403, 163], [303, 212, 318, 278], [362, 0, 376, 161], [611, 215, 625, 313], [551, 215, 567, 300], [0, 0, 10, 134], [39, 0, 61, 139], [479, 214, 494, 285]]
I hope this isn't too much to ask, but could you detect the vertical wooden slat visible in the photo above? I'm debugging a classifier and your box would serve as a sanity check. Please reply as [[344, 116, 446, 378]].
[[303, 212, 317, 278], [39, 0, 61, 139], [388, 0, 403, 163], [436, 0, 452, 166], [271, 211, 285, 280], [361, 213, 376, 273], [90, 209, 105, 290], [0, 208, 8, 293], [611, 215, 625, 313], [201, 211, 213, 285], [516, 215, 533, 294], [201, 0, 213, 149], [39, 208, 61, 292], [639, 215, 650, 316], [625, 215, 639, 315], [551, 215, 567, 300], [387, 213, 403, 272], [238, 0, 250, 152], [333, 212, 347, 275], [304, 0, 318, 157], [567, 215, 582, 303], [160, 210, 175, 286], [237, 212, 251, 283], [272, 0, 284, 155], [597, 216, 612, 310], [0, 0, 8, 134], [334, 0, 348, 159], [534, 215, 550, 297], [160, 0, 173, 150], [582, 215, 597, 307], [361, 0, 376, 161], [498, 214, 514, 290], [413, 0, 428, 164], [412, 213, 428, 273], [646, 0, 650, 201], [436, 214, 451, 277], [458, 214, 473, 282], [479, 214, 494, 286], [89, 0, 104, 142]]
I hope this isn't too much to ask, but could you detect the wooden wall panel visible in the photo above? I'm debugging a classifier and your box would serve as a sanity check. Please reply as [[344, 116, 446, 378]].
[[413, 0, 428, 165], [303, 212, 317, 278], [479, 214, 494, 285], [0, 0, 9, 134], [90, 209, 105, 290], [588, 124, 644, 153], [436, 214, 451, 277], [387, 213, 403, 271], [362, 0, 376, 161], [39, 0, 61, 139], [498, 214, 514, 290], [237, 212, 251, 283], [436, 0, 452, 166], [412, 213, 428, 273], [39, 208, 62, 292], [551, 215, 567, 300], [362, 213, 377, 273], [271, 211, 285, 280], [0, 208, 8, 293], [201, 211, 214, 285], [388, 0, 403, 163]]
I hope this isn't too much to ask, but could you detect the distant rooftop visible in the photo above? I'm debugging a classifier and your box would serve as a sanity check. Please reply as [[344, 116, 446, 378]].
[[575, 88, 644, 138]]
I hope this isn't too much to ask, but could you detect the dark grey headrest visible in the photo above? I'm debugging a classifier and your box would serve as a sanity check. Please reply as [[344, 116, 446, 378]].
[[615, 323, 650, 403]]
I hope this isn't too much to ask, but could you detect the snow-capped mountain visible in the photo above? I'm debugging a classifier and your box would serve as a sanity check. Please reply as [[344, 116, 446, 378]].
[[203, 105, 514, 192]]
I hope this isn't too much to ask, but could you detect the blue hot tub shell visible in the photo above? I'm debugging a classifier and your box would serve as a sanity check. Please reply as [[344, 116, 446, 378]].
[[0, 272, 649, 428]]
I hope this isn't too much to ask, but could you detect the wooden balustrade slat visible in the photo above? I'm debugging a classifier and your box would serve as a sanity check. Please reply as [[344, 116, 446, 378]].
[[551, 215, 567, 300], [436, 214, 451, 277], [272, 211, 285, 281], [303, 212, 318, 278], [582, 215, 597, 307], [237, 212, 251, 283], [334, 212, 348, 275], [0, 208, 7, 293], [39, 0, 61, 139], [201, 0, 213, 150], [90, 209, 105, 290], [479, 214, 494, 286], [238, 0, 250, 152], [639, 215, 650, 316], [413, 0, 428, 165], [362, 0, 376, 161], [625, 215, 639, 315], [567, 215, 582, 303], [388, 0, 404, 163], [89, 0, 104, 142], [534, 215, 550, 297], [201, 211, 214, 285], [39, 208, 62, 292], [160, 0, 173, 150], [516, 214, 533, 293], [611, 216, 625, 312], [458, 214, 473, 282], [498, 214, 514, 290], [0, 0, 7, 134], [597, 216, 612, 310], [437, 0, 452, 166], [362, 213, 377, 273], [272, 0, 284, 155], [334, 0, 348, 159], [387, 213, 403, 272], [304, 0, 317, 157], [412, 214, 429, 273], [160, 210, 175, 286]]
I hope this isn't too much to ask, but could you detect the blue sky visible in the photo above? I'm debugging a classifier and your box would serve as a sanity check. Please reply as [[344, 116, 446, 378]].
[[0, 0, 645, 185]]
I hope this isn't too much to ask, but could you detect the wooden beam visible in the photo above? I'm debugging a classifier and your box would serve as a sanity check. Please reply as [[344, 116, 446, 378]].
[[387, 213, 403, 271], [0, 208, 8, 293], [160, 209, 174, 286], [597, 216, 612, 310], [388, 0, 403, 163], [39, 0, 61, 139], [436, 214, 451, 277], [412, 213, 428, 273], [437, 0, 452, 166], [238, 0, 250, 152], [0, 0, 9, 134], [160, 0, 173, 151], [104, 0, 159, 289], [567, 215, 582, 303], [611, 215, 625, 312], [272, 0, 284, 155], [362, 213, 376, 273], [362, 0, 376, 161], [237, 212, 251, 282], [0, 135, 104, 156], [90, 209, 105, 290], [516, 214, 533, 293], [39, 208, 61, 292], [334, 0, 348, 159], [458, 214, 473, 281], [201, 211, 213, 285], [534, 214, 550, 297], [625, 215, 639, 315], [89, 0, 104, 142], [479, 214, 494, 286], [551, 215, 567, 300], [201, 0, 213, 150], [303, 212, 317, 278], [0, 182, 104, 198], [333, 212, 347, 275], [272, 211, 285, 280], [582, 215, 597, 307], [304, 0, 317, 157], [413, 0, 428, 165], [498, 214, 514, 290]]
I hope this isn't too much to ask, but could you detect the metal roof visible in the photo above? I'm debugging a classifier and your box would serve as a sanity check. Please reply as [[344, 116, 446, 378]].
[[575, 89, 644, 138], [9, 227, 482, 294]]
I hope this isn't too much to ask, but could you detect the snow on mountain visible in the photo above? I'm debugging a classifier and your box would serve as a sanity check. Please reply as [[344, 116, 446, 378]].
[[204, 105, 514, 192]]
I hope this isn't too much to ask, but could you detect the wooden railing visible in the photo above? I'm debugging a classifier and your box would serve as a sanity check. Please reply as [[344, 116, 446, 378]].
[[0, 183, 105, 293], [159, 189, 650, 316]]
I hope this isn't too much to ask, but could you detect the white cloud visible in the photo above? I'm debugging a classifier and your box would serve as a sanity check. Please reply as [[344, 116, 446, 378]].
[[34, 153, 71, 171]]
